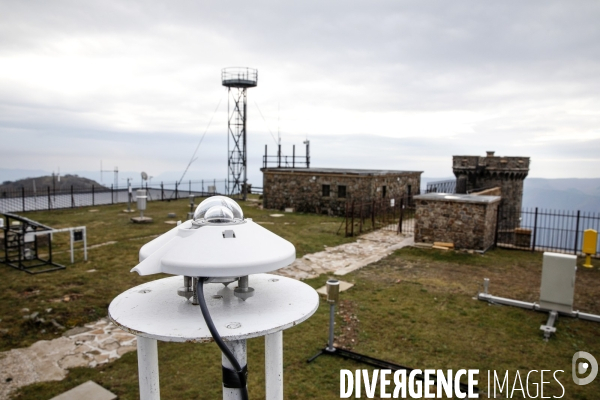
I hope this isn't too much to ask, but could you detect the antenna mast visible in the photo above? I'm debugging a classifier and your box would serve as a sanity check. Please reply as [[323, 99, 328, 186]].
[[222, 67, 258, 201]]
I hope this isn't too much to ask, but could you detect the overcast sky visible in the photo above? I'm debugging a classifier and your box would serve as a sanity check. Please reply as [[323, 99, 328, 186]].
[[1, 0, 600, 186]]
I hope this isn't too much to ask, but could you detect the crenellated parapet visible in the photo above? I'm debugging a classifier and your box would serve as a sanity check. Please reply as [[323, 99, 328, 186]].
[[452, 151, 530, 231], [453, 153, 529, 182]]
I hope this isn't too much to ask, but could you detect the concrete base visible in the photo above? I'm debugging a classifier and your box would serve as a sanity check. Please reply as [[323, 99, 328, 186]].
[[50, 381, 116, 400], [131, 216, 153, 223]]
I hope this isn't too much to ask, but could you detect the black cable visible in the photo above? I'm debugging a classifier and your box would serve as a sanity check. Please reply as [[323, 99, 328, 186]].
[[197, 278, 249, 400]]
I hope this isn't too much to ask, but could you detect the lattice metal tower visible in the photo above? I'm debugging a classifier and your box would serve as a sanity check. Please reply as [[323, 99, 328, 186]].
[[222, 67, 258, 200]]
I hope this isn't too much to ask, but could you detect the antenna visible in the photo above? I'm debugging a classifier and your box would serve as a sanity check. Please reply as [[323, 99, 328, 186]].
[[100, 161, 119, 189], [222, 67, 258, 201]]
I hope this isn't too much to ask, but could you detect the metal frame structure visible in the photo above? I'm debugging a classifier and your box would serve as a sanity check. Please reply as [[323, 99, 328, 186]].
[[222, 67, 258, 201], [1, 213, 64, 273], [1, 213, 88, 274]]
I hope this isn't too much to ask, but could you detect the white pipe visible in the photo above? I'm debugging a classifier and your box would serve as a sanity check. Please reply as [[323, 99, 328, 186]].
[[478, 293, 600, 322], [83, 227, 88, 261], [265, 331, 283, 400], [69, 229, 74, 264], [576, 312, 600, 323], [222, 340, 247, 400], [478, 293, 538, 310], [137, 336, 160, 400]]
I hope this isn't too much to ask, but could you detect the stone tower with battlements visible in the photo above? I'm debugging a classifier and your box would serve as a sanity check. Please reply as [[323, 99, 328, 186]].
[[453, 151, 530, 229]]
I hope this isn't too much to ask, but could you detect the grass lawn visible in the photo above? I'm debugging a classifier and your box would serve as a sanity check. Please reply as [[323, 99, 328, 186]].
[[1, 198, 599, 399]]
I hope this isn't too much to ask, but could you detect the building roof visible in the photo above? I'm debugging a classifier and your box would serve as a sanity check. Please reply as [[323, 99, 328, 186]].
[[261, 167, 423, 176]]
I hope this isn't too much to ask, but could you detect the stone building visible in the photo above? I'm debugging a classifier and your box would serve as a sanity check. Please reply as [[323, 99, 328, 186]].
[[413, 192, 501, 251], [260, 168, 422, 215], [452, 151, 529, 230]]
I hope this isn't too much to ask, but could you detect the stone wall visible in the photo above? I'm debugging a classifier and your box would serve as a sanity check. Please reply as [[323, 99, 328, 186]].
[[261, 168, 422, 215], [414, 193, 501, 251]]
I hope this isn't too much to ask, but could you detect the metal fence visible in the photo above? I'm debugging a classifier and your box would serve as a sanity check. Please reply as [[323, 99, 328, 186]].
[[0, 179, 235, 213], [425, 180, 456, 194], [496, 207, 600, 257], [343, 197, 415, 237]]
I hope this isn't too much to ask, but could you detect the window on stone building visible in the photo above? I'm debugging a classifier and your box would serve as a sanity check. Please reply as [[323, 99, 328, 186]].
[[322, 184, 330, 197], [382, 185, 387, 198], [338, 185, 346, 198]]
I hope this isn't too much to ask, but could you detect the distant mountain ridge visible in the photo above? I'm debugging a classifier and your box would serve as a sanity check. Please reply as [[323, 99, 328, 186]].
[[0, 175, 105, 192], [523, 178, 600, 213]]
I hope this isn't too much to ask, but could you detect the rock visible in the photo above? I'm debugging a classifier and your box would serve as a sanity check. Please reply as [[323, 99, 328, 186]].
[[63, 326, 92, 337], [51, 319, 66, 330]]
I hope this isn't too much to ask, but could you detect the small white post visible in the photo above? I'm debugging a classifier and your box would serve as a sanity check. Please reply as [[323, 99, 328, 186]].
[[137, 336, 160, 400], [222, 340, 247, 400], [83, 227, 88, 261], [69, 229, 74, 264], [265, 331, 283, 400]]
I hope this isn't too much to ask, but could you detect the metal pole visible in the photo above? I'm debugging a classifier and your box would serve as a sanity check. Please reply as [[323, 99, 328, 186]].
[[278, 144, 281, 168], [222, 340, 247, 400], [71, 185, 74, 208], [574, 210, 581, 255], [47, 186, 51, 210], [137, 336, 160, 400], [532, 207, 538, 252], [351, 201, 355, 237], [161, 182, 164, 201], [265, 331, 284, 400], [292, 145, 295, 168], [264, 145, 267, 168], [92, 185, 95, 206], [243, 92, 248, 201], [398, 198, 404, 234], [327, 303, 335, 351], [22, 187, 25, 212]]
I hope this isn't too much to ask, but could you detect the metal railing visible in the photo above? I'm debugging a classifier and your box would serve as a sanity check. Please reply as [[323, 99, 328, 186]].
[[496, 207, 600, 257], [343, 197, 415, 237], [0, 179, 231, 213], [262, 144, 310, 169], [425, 180, 456, 194]]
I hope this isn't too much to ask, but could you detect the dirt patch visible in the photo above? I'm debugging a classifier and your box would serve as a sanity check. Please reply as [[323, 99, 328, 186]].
[[334, 300, 360, 350]]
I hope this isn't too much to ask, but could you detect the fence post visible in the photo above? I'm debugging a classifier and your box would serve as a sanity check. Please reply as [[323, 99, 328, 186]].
[[345, 202, 348, 237], [494, 204, 501, 247], [351, 201, 355, 237], [111, 184, 114, 204], [531, 207, 538, 252], [71, 185, 74, 208], [161, 182, 164, 201], [574, 210, 581, 255], [175, 182, 178, 199], [189, 180, 191, 195], [398, 198, 404, 233], [22, 187, 25, 212], [371, 200, 375, 230], [47, 186, 51, 210]]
